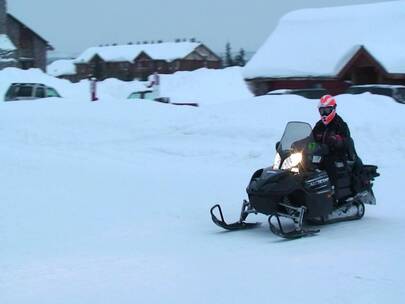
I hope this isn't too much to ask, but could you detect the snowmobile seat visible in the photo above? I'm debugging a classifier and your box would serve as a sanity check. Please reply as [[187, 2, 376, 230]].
[[362, 165, 379, 179], [352, 165, 379, 193]]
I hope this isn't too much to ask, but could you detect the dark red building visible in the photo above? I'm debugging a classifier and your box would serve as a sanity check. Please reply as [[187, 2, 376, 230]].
[[246, 47, 405, 96], [73, 41, 222, 82], [244, 2, 405, 96]]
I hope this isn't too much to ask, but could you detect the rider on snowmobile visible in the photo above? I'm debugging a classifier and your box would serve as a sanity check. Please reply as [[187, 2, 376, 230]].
[[313, 95, 352, 158], [313, 95, 362, 197], [209, 95, 379, 238]]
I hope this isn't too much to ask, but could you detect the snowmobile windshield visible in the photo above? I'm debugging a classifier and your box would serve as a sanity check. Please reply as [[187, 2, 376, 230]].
[[278, 122, 313, 153]]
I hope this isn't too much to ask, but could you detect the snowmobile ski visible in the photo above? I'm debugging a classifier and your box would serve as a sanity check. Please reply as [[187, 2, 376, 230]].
[[210, 201, 260, 231], [269, 218, 320, 239], [268, 206, 320, 239]]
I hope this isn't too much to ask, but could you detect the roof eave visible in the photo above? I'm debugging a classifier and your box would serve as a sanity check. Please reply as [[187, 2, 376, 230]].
[[7, 14, 53, 49]]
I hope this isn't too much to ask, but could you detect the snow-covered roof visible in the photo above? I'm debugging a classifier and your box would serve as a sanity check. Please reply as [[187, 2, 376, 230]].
[[47, 59, 76, 77], [244, 1, 405, 79], [75, 42, 201, 64], [0, 34, 16, 51]]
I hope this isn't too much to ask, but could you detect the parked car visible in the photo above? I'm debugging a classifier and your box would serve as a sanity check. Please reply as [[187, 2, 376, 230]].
[[266, 88, 328, 99], [344, 85, 405, 103], [127, 89, 170, 103], [127, 89, 198, 107], [4, 83, 61, 101]]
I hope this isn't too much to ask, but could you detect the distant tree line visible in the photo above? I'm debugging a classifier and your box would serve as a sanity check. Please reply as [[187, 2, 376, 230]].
[[224, 42, 246, 67]]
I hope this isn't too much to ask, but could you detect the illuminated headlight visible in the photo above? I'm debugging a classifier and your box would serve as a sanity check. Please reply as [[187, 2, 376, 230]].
[[281, 152, 303, 170], [273, 153, 281, 169]]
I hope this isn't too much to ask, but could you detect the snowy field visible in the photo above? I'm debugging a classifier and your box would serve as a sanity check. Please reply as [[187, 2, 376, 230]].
[[0, 68, 404, 304]]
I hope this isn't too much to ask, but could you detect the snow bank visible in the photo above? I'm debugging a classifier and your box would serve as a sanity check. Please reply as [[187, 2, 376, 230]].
[[47, 59, 76, 77], [92, 67, 252, 103], [96, 78, 148, 99], [0, 88, 404, 304], [160, 67, 253, 103], [0, 64, 404, 304], [244, 0, 405, 79]]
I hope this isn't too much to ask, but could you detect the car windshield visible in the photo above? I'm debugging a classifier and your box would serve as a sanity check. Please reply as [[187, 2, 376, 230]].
[[128, 92, 142, 99], [46, 88, 60, 97], [279, 121, 313, 152], [144, 91, 157, 100], [395, 88, 405, 102]]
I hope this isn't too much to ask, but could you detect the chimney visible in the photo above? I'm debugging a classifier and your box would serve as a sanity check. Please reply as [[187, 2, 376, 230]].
[[0, 0, 7, 34]]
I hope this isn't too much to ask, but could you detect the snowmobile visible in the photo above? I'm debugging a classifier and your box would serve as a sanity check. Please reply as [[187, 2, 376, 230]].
[[210, 121, 379, 239]]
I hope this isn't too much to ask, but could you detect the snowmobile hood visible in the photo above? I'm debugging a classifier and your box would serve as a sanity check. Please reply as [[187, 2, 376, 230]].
[[246, 168, 294, 193]]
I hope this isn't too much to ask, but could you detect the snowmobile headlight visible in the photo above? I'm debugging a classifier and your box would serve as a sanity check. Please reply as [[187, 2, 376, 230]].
[[273, 153, 281, 169], [281, 152, 303, 170]]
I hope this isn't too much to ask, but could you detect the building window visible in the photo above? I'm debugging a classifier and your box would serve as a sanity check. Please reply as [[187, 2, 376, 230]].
[[137, 60, 150, 68]]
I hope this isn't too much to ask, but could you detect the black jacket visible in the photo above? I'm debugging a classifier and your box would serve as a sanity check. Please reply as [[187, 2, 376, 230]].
[[313, 114, 355, 162]]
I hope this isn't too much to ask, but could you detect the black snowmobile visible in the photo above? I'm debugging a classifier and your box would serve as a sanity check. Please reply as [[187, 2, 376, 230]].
[[210, 121, 379, 239]]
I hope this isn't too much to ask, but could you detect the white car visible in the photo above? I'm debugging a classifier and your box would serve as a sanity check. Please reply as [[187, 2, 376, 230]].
[[127, 89, 198, 107], [4, 83, 61, 101], [127, 89, 170, 103]]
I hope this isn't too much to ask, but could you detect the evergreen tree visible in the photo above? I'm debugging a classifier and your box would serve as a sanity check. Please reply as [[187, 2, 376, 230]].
[[234, 48, 246, 66], [225, 42, 234, 67]]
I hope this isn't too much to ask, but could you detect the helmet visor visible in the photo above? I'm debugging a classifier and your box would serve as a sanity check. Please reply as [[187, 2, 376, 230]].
[[319, 106, 335, 116]]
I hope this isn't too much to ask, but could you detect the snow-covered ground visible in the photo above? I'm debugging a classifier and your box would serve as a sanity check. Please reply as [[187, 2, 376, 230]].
[[0, 68, 404, 304]]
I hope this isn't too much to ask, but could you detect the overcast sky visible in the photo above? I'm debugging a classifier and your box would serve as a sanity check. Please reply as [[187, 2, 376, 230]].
[[8, 0, 394, 56]]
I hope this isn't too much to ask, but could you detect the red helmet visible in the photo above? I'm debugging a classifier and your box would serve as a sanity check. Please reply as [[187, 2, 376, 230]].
[[318, 95, 337, 125]]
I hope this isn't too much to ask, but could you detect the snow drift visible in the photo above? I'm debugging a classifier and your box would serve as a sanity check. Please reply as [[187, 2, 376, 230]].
[[0, 67, 404, 304]]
